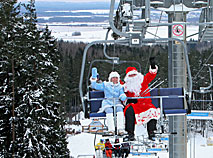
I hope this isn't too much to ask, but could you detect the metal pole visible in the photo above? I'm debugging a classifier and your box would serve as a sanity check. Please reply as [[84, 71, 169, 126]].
[[113, 98, 117, 135], [160, 98, 164, 133], [167, 10, 188, 158], [168, 13, 173, 87], [109, 0, 129, 38]]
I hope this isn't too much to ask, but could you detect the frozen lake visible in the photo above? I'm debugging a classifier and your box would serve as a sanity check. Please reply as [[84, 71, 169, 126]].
[[45, 24, 199, 43]]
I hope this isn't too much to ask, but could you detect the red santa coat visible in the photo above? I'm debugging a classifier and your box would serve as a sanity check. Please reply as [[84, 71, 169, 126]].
[[124, 71, 160, 125]]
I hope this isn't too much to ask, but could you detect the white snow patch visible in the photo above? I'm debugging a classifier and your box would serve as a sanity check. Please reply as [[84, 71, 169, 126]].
[[38, 23, 199, 43], [45, 9, 111, 14], [67, 119, 213, 158], [67, 133, 96, 158]]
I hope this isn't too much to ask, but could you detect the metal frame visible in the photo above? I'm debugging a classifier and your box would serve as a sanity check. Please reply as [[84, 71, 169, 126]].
[[86, 59, 142, 89], [79, 37, 192, 114], [88, 94, 187, 132]]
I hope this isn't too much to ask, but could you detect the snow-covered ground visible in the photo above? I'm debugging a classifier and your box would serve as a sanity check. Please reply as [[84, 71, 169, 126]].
[[47, 25, 110, 43], [66, 118, 213, 158], [41, 24, 199, 43]]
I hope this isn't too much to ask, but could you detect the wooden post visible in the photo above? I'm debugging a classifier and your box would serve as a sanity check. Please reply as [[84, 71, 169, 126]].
[[12, 57, 15, 158]]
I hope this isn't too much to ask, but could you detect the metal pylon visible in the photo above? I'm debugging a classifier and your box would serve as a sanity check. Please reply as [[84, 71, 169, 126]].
[[168, 7, 188, 158]]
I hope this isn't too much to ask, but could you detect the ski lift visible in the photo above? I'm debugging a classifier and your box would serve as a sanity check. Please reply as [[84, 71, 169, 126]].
[[77, 10, 203, 158], [198, 64, 212, 93], [77, 2, 203, 158], [74, 1, 213, 158], [79, 42, 191, 137], [192, 64, 213, 110], [84, 46, 143, 137], [192, 65, 212, 94], [79, 0, 193, 138]]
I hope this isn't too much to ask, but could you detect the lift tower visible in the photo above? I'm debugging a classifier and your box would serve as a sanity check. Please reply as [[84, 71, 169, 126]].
[[167, 4, 188, 158]]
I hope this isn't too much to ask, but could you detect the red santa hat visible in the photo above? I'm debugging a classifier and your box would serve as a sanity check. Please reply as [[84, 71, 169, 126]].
[[108, 71, 120, 82], [125, 67, 138, 77]]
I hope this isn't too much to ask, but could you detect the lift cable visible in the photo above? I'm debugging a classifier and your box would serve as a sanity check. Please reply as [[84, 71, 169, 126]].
[[154, 11, 163, 39], [193, 51, 213, 81], [112, 44, 116, 71]]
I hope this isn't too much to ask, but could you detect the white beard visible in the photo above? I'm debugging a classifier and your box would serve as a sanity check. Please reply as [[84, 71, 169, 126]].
[[124, 73, 144, 96]]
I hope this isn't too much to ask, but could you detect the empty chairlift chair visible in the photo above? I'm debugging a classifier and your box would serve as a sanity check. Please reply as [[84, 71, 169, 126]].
[[150, 87, 189, 115]]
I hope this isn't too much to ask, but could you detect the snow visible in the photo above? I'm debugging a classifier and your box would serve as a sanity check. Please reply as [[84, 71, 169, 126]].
[[45, 9, 111, 14], [67, 133, 96, 158], [39, 23, 199, 43], [46, 25, 112, 43], [36, 6, 201, 43], [67, 118, 213, 158], [188, 134, 213, 158], [38, 16, 53, 20]]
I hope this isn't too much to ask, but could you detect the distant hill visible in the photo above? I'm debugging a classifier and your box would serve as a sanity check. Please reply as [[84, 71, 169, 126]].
[[32, 1, 200, 25], [35, 1, 114, 12]]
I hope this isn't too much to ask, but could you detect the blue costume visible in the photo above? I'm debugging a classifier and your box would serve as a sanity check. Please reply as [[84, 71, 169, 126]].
[[90, 68, 126, 133], [91, 81, 126, 113]]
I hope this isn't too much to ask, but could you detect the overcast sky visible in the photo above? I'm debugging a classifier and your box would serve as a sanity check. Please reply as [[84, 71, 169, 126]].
[[18, 0, 118, 2]]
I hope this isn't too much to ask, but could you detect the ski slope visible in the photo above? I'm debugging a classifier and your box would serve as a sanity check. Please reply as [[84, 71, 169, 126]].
[[66, 119, 213, 158]]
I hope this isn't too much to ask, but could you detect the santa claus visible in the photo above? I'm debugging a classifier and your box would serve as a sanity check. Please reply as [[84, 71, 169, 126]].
[[123, 57, 160, 141]]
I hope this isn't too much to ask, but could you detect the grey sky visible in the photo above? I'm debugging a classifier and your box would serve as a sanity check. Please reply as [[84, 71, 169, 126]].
[[18, 0, 118, 2]]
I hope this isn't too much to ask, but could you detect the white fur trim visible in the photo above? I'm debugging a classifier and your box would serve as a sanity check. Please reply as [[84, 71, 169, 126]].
[[135, 108, 160, 125], [108, 71, 120, 82], [149, 65, 158, 74], [126, 70, 138, 78], [90, 76, 97, 82], [119, 93, 126, 100]]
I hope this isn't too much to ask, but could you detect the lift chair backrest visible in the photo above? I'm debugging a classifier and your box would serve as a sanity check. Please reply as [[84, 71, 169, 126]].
[[89, 91, 106, 117], [150, 88, 187, 114], [89, 88, 187, 118]]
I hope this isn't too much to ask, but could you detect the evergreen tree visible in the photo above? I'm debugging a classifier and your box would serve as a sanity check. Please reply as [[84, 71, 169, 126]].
[[39, 26, 69, 157], [58, 46, 73, 113], [17, 1, 69, 157], [0, 1, 23, 156], [0, 0, 69, 157]]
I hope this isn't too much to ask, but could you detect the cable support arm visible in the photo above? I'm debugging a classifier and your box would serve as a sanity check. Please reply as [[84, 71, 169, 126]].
[[109, 0, 129, 38], [142, 37, 192, 104]]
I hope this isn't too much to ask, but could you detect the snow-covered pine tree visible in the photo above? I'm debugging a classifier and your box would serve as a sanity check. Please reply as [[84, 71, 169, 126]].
[[40, 26, 70, 157], [0, 1, 24, 156], [16, 0, 70, 157], [0, 0, 69, 157]]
